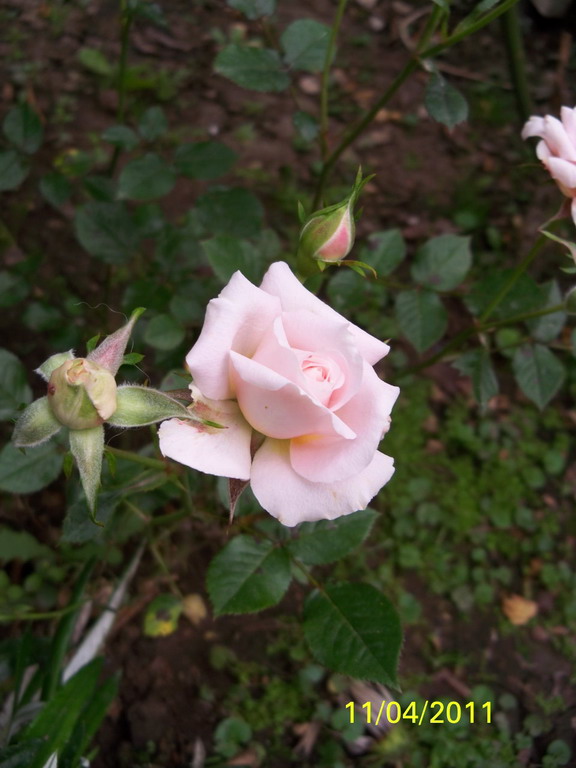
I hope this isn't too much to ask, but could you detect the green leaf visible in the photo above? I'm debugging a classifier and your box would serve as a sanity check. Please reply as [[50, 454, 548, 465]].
[[0, 348, 32, 420], [102, 124, 140, 151], [3, 103, 43, 154], [289, 509, 378, 566], [83, 174, 116, 202], [61, 491, 118, 543], [566, 286, 576, 315], [281, 20, 331, 72], [411, 234, 472, 291], [215, 44, 290, 92], [74, 201, 140, 263], [117, 153, 176, 201], [0, 271, 28, 307], [0, 741, 45, 768], [203, 234, 265, 283], [138, 105, 168, 141], [293, 110, 319, 141], [143, 594, 183, 637], [39, 172, 72, 208], [0, 442, 62, 494], [512, 343, 566, 409], [526, 280, 566, 342], [465, 270, 544, 320], [360, 229, 406, 275], [452, 348, 498, 408], [207, 535, 291, 615], [69, 426, 104, 516], [121, 352, 145, 366], [59, 673, 118, 768], [12, 397, 62, 447], [424, 71, 468, 129], [395, 289, 448, 352], [143, 313, 185, 350], [303, 583, 402, 686], [174, 141, 237, 179], [197, 187, 263, 238], [108, 385, 195, 427], [0, 528, 51, 562], [23, 658, 105, 768], [0, 150, 28, 191], [78, 47, 113, 76], [227, 0, 276, 19]]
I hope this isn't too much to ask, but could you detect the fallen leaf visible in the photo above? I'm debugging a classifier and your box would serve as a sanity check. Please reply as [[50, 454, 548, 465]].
[[502, 594, 538, 626], [182, 593, 208, 626]]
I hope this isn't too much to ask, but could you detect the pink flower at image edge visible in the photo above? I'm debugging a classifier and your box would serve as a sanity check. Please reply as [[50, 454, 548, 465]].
[[522, 106, 576, 224], [158, 262, 399, 526]]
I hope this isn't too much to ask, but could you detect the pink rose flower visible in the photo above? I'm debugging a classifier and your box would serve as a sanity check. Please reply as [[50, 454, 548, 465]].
[[159, 262, 399, 526], [522, 106, 576, 223]]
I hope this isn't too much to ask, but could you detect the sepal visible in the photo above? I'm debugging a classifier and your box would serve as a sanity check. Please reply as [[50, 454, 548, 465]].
[[107, 385, 201, 427], [87, 307, 145, 375], [69, 425, 104, 520], [12, 396, 62, 447], [35, 350, 75, 382]]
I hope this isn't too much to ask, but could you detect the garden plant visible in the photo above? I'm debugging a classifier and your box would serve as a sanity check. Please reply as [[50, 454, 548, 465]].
[[0, 0, 575, 766]]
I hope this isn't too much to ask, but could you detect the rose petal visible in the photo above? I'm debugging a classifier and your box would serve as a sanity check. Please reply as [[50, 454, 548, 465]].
[[186, 271, 282, 400], [230, 351, 355, 440], [547, 156, 576, 192], [290, 363, 400, 483], [260, 262, 389, 365], [250, 438, 395, 526], [571, 198, 576, 227], [253, 311, 362, 409], [542, 115, 576, 161], [561, 106, 576, 145], [158, 389, 252, 479], [521, 116, 546, 140], [535, 140, 551, 165]]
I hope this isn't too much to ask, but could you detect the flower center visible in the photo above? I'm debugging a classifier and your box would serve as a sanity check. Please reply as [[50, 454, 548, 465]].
[[297, 352, 344, 406]]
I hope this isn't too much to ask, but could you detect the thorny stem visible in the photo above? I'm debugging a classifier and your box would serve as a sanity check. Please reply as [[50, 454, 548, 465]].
[[313, 0, 520, 206], [109, 0, 133, 176], [149, 540, 184, 599], [500, 2, 531, 123], [106, 445, 167, 471], [399, 298, 565, 377], [0, 602, 86, 623], [479, 233, 547, 324], [319, 0, 349, 164], [313, 4, 443, 208]]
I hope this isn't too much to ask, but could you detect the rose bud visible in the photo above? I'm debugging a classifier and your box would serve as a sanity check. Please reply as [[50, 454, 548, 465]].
[[298, 197, 355, 264], [297, 167, 372, 266], [47, 358, 117, 430]]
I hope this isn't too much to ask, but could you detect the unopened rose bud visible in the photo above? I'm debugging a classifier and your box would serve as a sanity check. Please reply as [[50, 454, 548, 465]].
[[47, 358, 117, 430], [297, 168, 372, 267], [298, 198, 355, 263]]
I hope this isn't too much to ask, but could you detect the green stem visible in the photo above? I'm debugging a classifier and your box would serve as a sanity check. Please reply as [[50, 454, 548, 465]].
[[319, 0, 349, 163], [109, 0, 132, 176], [488, 302, 565, 328], [399, 296, 564, 376], [149, 540, 184, 599], [313, 5, 443, 207], [422, 0, 519, 58], [313, 0, 519, 205], [0, 603, 85, 623], [479, 233, 546, 324], [500, 3, 531, 123], [106, 445, 167, 471]]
